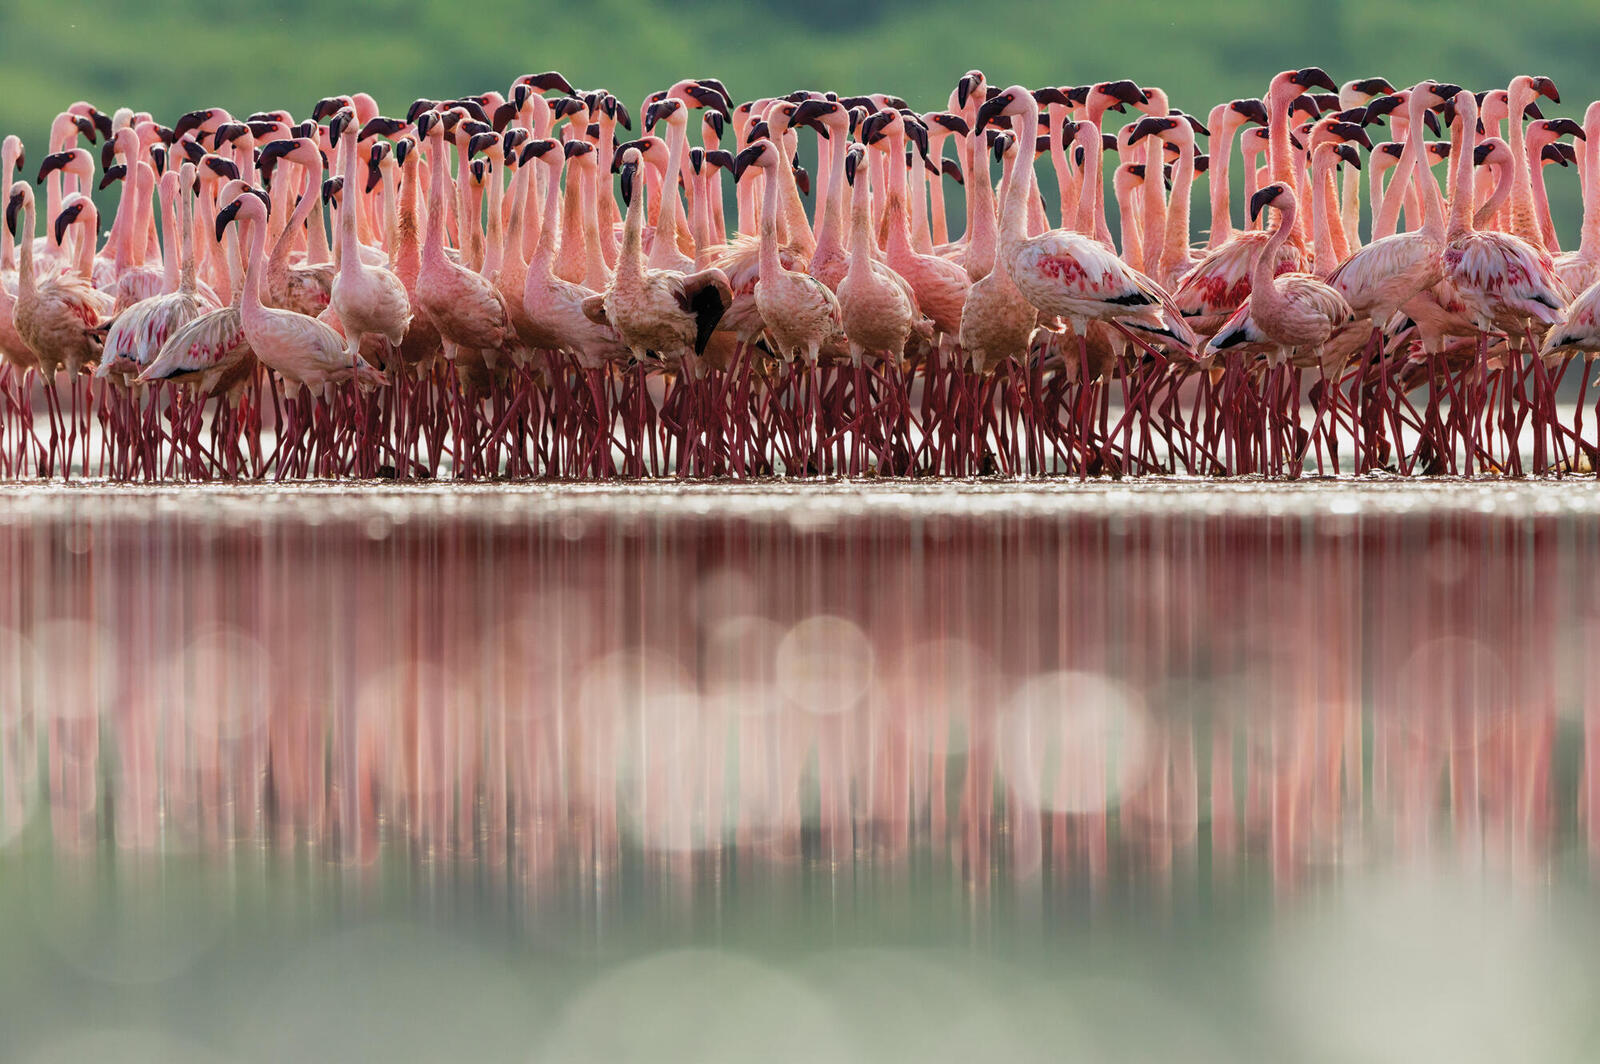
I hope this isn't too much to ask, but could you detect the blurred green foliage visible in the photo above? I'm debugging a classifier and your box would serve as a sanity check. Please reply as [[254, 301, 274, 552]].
[[3, 0, 1598, 230]]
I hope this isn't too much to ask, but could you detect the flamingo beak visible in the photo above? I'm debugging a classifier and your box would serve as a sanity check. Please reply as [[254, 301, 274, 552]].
[[215, 198, 242, 241], [53, 202, 82, 245], [731, 143, 765, 181], [973, 94, 1009, 134], [1294, 67, 1338, 93], [618, 162, 636, 208], [956, 75, 977, 110], [98, 164, 126, 190], [1534, 77, 1560, 103], [3, 190, 20, 237], [1249, 185, 1281, 221], [35, 151, 73, 185]]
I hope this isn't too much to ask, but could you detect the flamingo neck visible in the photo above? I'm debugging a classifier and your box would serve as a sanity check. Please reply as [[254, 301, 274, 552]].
[[1447, 100, 1477, 239], [1375, 96, 1426, 240], [966, 141, 998, 280], [846, 169, 874, 282], [759, 159, 783, 279], [1527, 148, 1559, 252], [422, 136, 450, 265], [1253, 193, 1294, 307], [158, 182, 180, 292], [530, 160, 563, 273], [337, 131, 363, 273], [1474, 160, 1515, 230], [1162, 136, 1194, 279], [1506, 84, 1539, 238], [16, 202, 35, 296], [1208, 116, 1236, 249]]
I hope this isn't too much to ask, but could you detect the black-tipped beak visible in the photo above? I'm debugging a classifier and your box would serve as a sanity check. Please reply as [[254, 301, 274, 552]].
[[492, 102, 517, 132], [35, 150, 72, 185], [957, 74, 977, 110], [53, 202, 82, 244], [685, 86, 731, 119], [1184, 113, 1210, 136], [322, 177, 342, 205], [1474, 141, 1495, 165], [1336, 144, 1361, 169], [4, 190, 20, 238], [100, 139, 117, 171], [705, 148, 734, 172], [406, 99, 436, 124], [173, 108, 213, 140], [1249, 185, 1281, 221], [1424, 110, 1442, 136], [394, 139, 413, 167], [522, 71, 576, 97], [1546, 118, 1586, 140], [73, 115, 96, 141], [990, 131, 1013, 163], [365, 160, 382, 194], [790, 99, 833, 134], [793, 160, 810, 196], [1194, 153, 1210, 173], [467, 132, 498, 158], [326, 113, 348, 146], [92, 110, 113, 140], [311, 97, 344, 122], [732, 143, 765, 182], [215, 198, 242, 241], [1524, 102, 1546, 121], [1534, 77, 1560, 104], [360, 116, 406, 140], [618, 162, 635, 208], [1233, 98, 1269, 126], [98, 164, 126, 190], [942, 157, 963, 185], [931, 113, 970, 136], [974, 94, 1009, 134], [1294, 67, 1338, 93], [204, 156, 239, 181], [562, 140, 591, 160], [1355, 77, 1395, 97], [1329, 122, 1374, 150]]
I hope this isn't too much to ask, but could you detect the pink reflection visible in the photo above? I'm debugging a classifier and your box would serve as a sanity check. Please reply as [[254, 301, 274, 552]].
[[0, 505, 1593, 907]]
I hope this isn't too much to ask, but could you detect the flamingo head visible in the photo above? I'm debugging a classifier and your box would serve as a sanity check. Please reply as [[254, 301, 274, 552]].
[[1272, 68, 1339, 99], [731, 137, 779, 181], [616, 146, 642, 208], [1229, 98, 1269, 128], [466, 130, 501, 161], [202, 155, 240, 184], [790, 98, 844, 139], [515, 71, 577, 98], [173, 107, 229, 141], [98, 163, 126, 191], [365, 142, 391, 193], [1331, 142, 1362, 170], [842, 143, 865, 186], [359, 116, 407, 143], [325, 108, 358, 146], [1529, 117, 1586, 149], [323, 176, 344, 207], [953, 71, 987, 113], [1512, 75, 1561, 105], [4, 182, 28, 237], [1249, 181, 1292, 222], [1542, 142, 1577, 168], [1372, 142, 1403, 173], [1086, 81, 1147, 116], [258, 136, 323, 175], [644, 98, 686, 134], [924, 112, 969, 142], [68, 102, 113, 142], [1342, 77, 1395, 108], [312, 96, 353, 123], [52, 194, 91, 245], [1424, 141, 1451, 167], [392, 136, 417, 169], [519, 138, 562, 172], [35, 147, 93, 188], [1473, 137, 1509, 169]]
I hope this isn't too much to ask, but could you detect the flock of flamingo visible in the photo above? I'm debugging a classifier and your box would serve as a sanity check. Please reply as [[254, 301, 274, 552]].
[[3, 68, 1600, 480]]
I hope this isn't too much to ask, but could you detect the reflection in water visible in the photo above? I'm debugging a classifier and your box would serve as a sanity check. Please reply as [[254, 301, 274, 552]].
[[2, 489, 1596, 891], [1, 486, 1599, 1061]]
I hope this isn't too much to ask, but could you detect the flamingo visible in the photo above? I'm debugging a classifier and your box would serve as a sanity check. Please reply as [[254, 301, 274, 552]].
[[322, 109, 411, 363], [586, 146, 731, 372], [97, 163, 218, 383], [7, 181, 112, 472], [413, 110, 512, 368], [255, 136, 335, 316], [216, 187, 385, 396]]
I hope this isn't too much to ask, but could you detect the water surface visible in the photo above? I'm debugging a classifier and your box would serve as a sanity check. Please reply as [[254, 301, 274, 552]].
[[1, 480, 1598, 1062]]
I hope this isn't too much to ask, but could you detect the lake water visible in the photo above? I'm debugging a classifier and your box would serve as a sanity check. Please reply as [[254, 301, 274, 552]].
[[1, 479, 1598, 1062]]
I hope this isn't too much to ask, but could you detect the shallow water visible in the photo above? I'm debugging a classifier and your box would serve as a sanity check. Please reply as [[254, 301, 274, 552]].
[[1, 480, 1599, 1062]]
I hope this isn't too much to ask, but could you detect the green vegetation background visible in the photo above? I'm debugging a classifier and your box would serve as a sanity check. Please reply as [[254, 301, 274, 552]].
[[3, 0, 1598, 233]]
